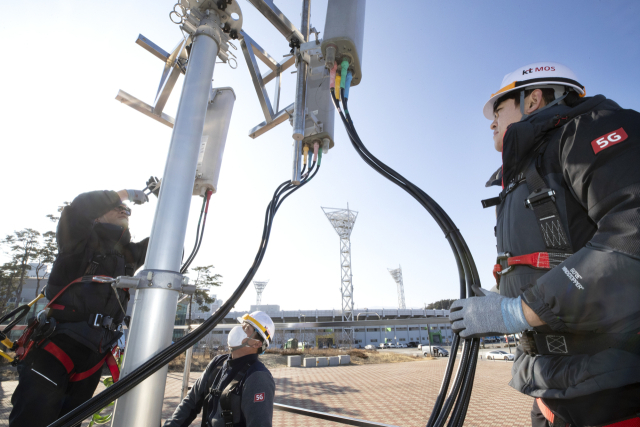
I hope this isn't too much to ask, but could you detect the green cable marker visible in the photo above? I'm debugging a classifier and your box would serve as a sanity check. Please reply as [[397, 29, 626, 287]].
[[340, 60, 349, 89]]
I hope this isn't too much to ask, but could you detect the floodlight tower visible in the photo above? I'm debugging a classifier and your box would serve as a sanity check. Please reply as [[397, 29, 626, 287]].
[[253, 280, 269, 305], [322, 205, 358, 346], [388, 265, 406, 309]]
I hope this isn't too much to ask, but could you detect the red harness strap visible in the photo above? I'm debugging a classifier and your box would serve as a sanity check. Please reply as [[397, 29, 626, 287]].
[[537, 398, 568, 427], [12, 276, 114, 363], [607, 418, 640, 427], [508, 252, 550, 268], [43, 277, 85, 311], [493, 252, 557, 286], [537, 398, 640, 427], [105, 351, 120, 382], [43, 342, 74, 374], [43, 342, 120, 383]]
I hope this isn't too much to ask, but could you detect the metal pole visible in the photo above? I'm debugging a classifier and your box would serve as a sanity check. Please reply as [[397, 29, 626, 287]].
[[181, 302, 193, 400], [291, 0, 310, 184], [112, 12, 221, 427]]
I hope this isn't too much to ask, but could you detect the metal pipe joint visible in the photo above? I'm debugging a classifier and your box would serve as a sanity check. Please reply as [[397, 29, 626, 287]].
[[111, 270, 194, 294], [195, 14, 224, 46]]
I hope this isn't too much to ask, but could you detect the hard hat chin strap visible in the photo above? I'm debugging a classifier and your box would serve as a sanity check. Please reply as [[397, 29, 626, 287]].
[[520, 89, 569, 120]]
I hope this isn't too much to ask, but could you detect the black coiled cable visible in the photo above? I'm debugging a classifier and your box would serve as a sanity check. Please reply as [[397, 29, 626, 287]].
[[49, 165, 321, 427], [335, 87, 481, 427]]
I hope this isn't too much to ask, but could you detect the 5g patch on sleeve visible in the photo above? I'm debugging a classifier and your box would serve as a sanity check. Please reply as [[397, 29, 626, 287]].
[[591, 128, 628, 154], [254, 392, 265, 402]]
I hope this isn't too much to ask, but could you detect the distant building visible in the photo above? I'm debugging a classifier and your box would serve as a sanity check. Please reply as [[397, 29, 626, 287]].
[[1, 280, 452, 349], [249, 304, 280, 314], [179, 308, 453, 349], [26, 263, 49, 278]]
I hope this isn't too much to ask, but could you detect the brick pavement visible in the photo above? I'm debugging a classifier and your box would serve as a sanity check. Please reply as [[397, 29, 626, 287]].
[[0, 358, 534, 426]]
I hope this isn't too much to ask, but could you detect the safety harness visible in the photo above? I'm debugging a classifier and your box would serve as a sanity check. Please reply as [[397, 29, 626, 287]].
[[482, 146, 640, 360], [483, 147, 573, 288], [537, 398, 640, 427], [11, 275, 122, 382], [519, 330, 640, 357], [202, 358, 255, 427]]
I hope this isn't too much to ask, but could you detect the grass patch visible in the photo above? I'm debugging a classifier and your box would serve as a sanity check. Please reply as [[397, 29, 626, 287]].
[[168, 351, 222, 372]]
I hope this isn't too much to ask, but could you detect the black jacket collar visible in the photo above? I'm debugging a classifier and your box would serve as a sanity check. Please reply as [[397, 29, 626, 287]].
[[227, 353, 259, 368], [487, 95, 608, 187]]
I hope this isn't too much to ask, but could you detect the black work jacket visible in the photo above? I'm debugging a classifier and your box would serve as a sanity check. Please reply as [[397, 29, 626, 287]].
[[164, 353, 275, 427], [485, 96, 640, 400], [46, 190, 148, 352]]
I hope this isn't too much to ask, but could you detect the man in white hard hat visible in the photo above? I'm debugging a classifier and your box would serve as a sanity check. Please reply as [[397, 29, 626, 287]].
[[449, 62, 640, 426], [164, 311, 276, 427]]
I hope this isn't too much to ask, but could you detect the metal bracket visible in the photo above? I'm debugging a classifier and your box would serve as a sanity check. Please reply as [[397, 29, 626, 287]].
[[299, 39, 322, 56], [245, 0, 305, 43], [241, 33, 325, 139], [239, 30, 298, 131], [117, 9, 236, 128], [112, 270, 193, 292], [116, 90, 175, 128]]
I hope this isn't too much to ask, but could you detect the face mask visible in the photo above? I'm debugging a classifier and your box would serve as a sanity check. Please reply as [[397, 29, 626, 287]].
[[227, 326, 250, 349]]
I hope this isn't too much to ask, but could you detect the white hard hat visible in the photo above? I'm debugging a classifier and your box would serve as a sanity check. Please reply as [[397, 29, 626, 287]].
[[483, 62, 586, 120], [238, 311, 275, 350]]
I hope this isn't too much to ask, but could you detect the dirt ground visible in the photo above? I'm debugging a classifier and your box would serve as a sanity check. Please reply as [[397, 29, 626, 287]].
[[167, 348, 431, 373], [0, 361, 17, 382]]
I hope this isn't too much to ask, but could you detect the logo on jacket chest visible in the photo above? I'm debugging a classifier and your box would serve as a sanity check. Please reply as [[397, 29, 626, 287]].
[[562, 266, 584, 290], [591, 128, 628, 154]]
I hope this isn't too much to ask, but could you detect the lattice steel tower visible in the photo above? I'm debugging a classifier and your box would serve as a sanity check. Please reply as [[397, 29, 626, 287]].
[[388, 265, 406, 309], [253, 280, 269, 305], [322, 205, 358, 346]]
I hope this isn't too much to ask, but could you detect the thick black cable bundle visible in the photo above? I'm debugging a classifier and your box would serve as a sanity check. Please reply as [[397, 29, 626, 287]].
[[335, 89, 481, 427], [181, 193, 210, 274], [1, 304, 31, 335], [49, 166, 320, 427]]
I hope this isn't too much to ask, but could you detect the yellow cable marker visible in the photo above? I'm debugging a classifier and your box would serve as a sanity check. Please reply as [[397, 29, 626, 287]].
[[334, 76, 341, 99], [0, 350, 14, 363]]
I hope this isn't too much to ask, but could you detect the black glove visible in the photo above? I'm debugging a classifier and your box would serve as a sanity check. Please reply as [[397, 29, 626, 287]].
[[145, 176, 161, 198]]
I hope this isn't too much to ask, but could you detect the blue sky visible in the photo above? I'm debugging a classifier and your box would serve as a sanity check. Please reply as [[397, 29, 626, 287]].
[[2, 0, 639, 312]]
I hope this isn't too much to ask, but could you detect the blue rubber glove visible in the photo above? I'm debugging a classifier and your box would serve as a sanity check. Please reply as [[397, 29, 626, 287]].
[[449, 288, 530, 339]]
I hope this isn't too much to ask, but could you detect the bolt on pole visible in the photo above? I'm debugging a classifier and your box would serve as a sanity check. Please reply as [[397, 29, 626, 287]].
[[111, 12, 222, 427]]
